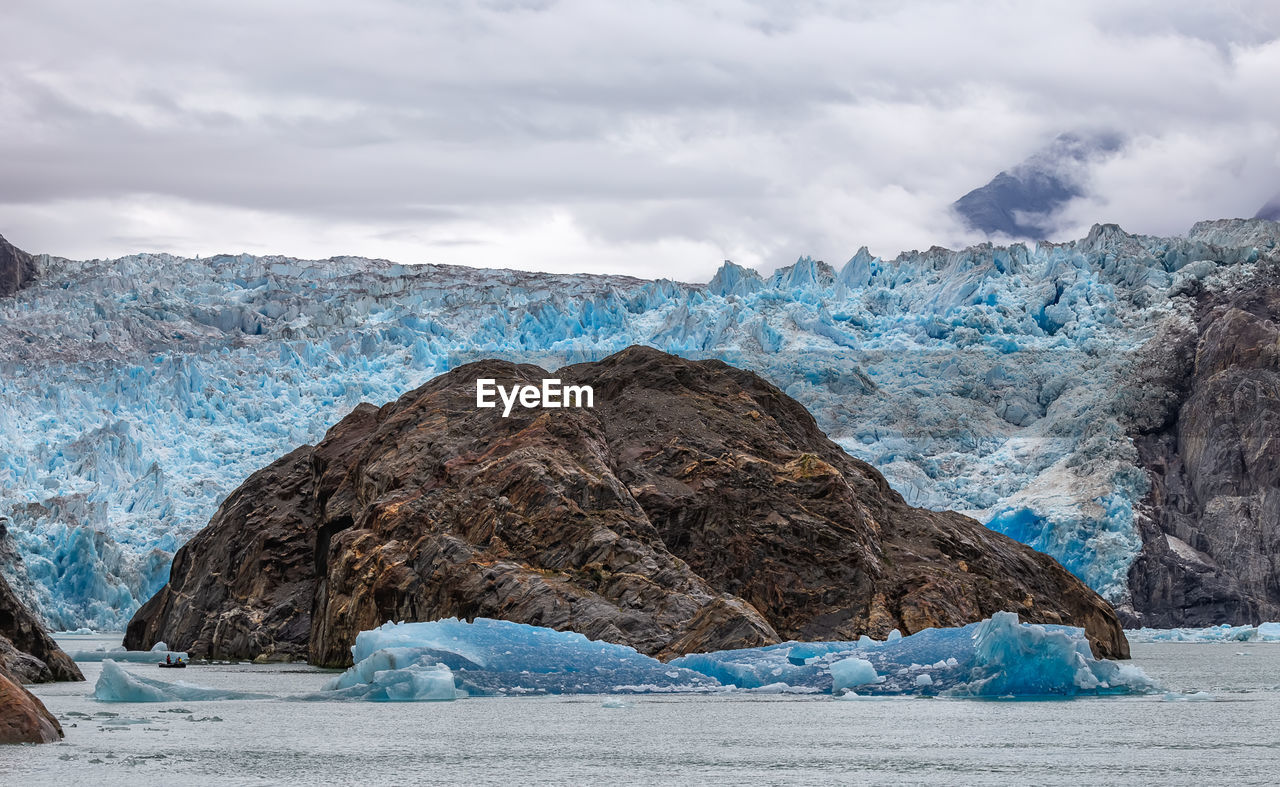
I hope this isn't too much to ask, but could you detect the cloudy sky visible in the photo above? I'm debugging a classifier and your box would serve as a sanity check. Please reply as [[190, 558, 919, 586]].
[[2, 0, 1278, 280]]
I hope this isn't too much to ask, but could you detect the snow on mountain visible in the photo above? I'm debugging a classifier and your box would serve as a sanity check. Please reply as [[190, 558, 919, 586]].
[[1, 220, 1277, 630]]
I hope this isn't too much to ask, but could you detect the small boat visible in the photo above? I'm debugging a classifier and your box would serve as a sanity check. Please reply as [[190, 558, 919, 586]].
[[158, 660, 187, 669]]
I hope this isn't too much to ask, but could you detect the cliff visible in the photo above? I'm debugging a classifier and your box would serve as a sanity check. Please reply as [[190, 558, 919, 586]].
[[0, 234, 37, 298], [1124, 260, 1280, 626]]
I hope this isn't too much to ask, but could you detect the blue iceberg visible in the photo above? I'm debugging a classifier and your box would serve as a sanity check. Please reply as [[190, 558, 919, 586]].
[[93, 659, 271, 702], [829, 657, 880, 691], [326, 613, 1156, 700], [308, 648, 459, 702], [672, 612, 1157, 697], [322, 618, 721, 698]]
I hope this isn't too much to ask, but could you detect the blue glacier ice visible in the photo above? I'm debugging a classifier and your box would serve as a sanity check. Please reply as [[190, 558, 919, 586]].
[[93, 659, 271, 702], [1126, 623, 1280, 643], [312, 614, 1155, 699], [1, 219, 1278, 628]]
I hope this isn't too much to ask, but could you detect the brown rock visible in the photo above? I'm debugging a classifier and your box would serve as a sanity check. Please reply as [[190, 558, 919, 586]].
[[0, 668, 62, 745], [128, 346, 1128, 665]]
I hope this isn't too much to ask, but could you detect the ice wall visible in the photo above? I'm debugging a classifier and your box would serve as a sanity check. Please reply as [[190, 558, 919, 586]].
[[1, 219, 1277, 629]]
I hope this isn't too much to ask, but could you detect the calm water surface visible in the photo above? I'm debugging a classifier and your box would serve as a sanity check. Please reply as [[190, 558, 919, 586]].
[[3, 635, 1279, 786]]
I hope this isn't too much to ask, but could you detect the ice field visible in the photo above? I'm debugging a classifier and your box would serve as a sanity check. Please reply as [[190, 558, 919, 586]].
[[2, 219, 1277, 628]]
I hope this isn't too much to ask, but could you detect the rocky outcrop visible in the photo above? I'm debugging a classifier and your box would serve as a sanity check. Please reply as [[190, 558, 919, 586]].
[[127, 347, 1128, 665], [0, 572, 82, 684], [0, 234, 37, 298], [1123, 262, 1280, 626], [0, 572, 75, 745]]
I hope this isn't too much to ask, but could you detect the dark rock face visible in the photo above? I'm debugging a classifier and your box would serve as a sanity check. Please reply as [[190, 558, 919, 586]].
[[0, 572, 82, 684], [0, 234, 38, 298], [127, 347, 1128, 665], [1256, 194, 1280, 222], [953, 132, 1123, 239], [1124, 270, 1280, 626]]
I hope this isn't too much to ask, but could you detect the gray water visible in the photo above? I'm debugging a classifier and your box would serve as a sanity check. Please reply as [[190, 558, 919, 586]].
[[4, 635, 1280, 786]]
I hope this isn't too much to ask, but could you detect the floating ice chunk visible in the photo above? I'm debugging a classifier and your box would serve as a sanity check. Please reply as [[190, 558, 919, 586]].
[[747, 682, 821, 695], [601, 697, 634, 709], [948, 612, 1158, 697], [333, 618, 721, 697], [1162, 691, 1215, 702], [672, 612, 1159, 698], [830, 658, 879, 691], [150, 641, 169, 652], [72, 648, 188, 663], [1126, 623, 1280, 643], [93, 660, 271, 702], [312, 648, 458, 702], [916, 673, 933, 687]]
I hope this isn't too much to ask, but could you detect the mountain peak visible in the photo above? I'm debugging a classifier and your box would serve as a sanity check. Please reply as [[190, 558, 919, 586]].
[[0, 234, 39, 298], [953, 132, 1124, 240]]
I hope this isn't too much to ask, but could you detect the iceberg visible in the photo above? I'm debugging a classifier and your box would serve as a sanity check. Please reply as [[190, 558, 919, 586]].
[[92, 660, 271, 702], [829, 658, 880, 691], [324, 618, 721, 698], [67, 638, 188, 663], [312, 649, 459, 702], [70, 647, 189, 663], [1126, 623, 1280, 643], [323, 613, 1155, 700], [2, 220, 1276, 629], [671, 612, 1158, 697]]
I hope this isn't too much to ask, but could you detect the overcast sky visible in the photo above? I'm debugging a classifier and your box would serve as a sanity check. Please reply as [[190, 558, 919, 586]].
[[2, 1, 1278, 280]]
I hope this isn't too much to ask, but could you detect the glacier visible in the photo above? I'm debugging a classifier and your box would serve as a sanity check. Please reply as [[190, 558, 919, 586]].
[[1, 219, 1278, 629], [303, 614, 1157, 699]]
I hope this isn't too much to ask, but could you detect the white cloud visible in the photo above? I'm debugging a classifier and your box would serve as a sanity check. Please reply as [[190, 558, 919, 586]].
[[1, 0, 1277, 278]]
